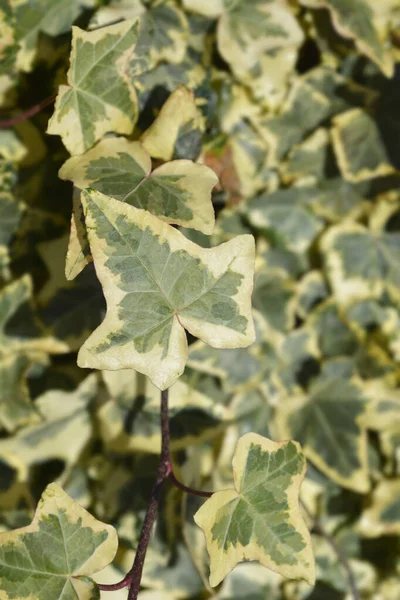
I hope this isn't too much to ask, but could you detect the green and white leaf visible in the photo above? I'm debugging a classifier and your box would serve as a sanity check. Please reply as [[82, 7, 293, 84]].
[[47, 20, 140, 155], [12, 0, 95, 72], [78, 189, 255, 390], [321, 223, 400, 306], [141, 85, 204, 161], [276, 376, 370, 492], [65, 188, 92, 281], [300, 0, 394, 77], [359, 479, 400, 537], [0, 482, 118, 600], [217, 0, 304, 105], [128, 1, 189, 78], [332, 109, 395, 182], [194, 433, 315, 587], [59, 137, 217, 234]]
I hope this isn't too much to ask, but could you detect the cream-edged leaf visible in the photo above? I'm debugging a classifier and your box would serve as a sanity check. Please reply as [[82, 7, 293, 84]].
[[194, 433, 315, 587], [140, 85, 204, 161], [276, 376, 369, 492], [0, 482, 118, 600], [359, 479, 400, 537], [78, 189, 255, 389], [59, 137, 217, 234], [47, 20, 139, 155]]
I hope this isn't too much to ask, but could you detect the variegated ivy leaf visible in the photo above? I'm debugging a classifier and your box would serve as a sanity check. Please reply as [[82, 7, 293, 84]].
[[59, 137, 217, 234], [182, 0, 223, 18], [276, 376, 369, 492], [246, 188, 324, 254], [359, 479, 400, 537], [0, 482, 118, 600], [89, 0, 145, 29], [217, 0, 304, 104], [11, 0, 95, 72], [98, 370, 229, 454], [78, 189, 255, 390], [0, 375, 97, 469], [128, 1, 189, 78], [141, 85, 204, 161], [300, 0, 394, 77], [321, 223, 400, 306], [252, 268, 297, 333], [332, 109, 395, 183], [217, 562, 282, 600], [188, 311, 280, 393], [47, 20, 140, 155], [194, 433, 315, 587]]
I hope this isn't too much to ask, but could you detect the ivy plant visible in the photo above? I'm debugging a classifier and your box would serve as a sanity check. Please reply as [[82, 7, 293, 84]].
[[0, 1, 400, 600]]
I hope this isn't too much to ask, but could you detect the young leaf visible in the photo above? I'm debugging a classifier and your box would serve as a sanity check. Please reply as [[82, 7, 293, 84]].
[[59, 137, 217, 234], [78, 189, 255, 390], [194, 433, 315, 587], [0, 482, 118, 599], [47, 20, 139, 155]]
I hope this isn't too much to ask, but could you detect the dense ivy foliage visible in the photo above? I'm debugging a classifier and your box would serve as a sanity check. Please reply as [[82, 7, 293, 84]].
[[1, 0, 400, 599]]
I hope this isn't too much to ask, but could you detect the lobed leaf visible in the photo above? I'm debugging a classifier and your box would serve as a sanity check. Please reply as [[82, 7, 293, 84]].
[[77, 189, 255, 390], [47, 20, 139, 155], [194, 433, 315, 587], [59, 136, 217, 234], [0, 482, 118, 600]]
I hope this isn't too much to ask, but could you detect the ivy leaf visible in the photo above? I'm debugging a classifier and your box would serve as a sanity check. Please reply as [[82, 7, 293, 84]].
[[0, 482, 118, 600], [300, 0, 394, 77], [276, 376, 369, 492], [59, 137, 217, 234], [194, 433, 315, 587], [78, 190, 255, 390], [47, 20, 140, 155], [140, 85, 204, 162], [217, 0, 304, 104], [359, 479, 400, 537], [12, 0, 94, 72], [321, 223, 400, 306], [332, 109, 395, 182]]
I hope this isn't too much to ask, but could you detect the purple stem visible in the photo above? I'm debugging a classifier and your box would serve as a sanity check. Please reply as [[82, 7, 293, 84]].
[[0, 94, 56, 128], [97, 388, 213, 597]]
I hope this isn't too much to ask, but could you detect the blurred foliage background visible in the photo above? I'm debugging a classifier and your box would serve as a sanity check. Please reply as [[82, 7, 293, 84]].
[[1, 0, 400, 598]]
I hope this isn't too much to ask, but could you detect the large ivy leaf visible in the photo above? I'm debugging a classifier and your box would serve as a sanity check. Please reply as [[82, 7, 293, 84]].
[[47, 20, 140, 155], [321, 223, 400, 306], [12, 0, 95, 72], [78, 189, 255, 390], [59, 137, 217, 234], [300, 0, 394, 77], [276, 376, 370, 492], [0, 482, 118, 600], [194, 433, 315, 587]]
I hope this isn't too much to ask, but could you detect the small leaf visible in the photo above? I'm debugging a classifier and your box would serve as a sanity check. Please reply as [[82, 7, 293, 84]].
[[194, 433, 314, 587], [59, 137, 217, 234], [78, 190, 255, 390], [0, 482, 118, 600], [47, 20, 139, 155]]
